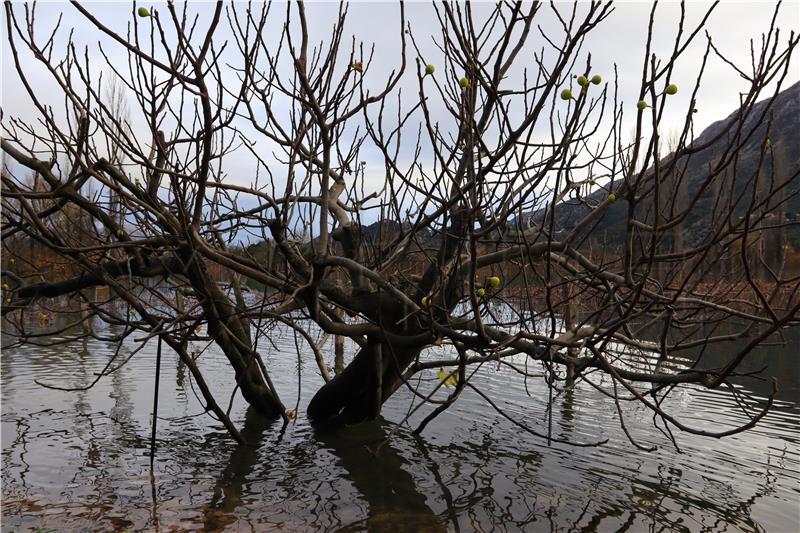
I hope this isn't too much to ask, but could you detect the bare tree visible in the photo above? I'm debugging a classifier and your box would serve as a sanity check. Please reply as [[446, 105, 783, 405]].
[[104, 73, 130, 230], [2, 1, 799, 448]]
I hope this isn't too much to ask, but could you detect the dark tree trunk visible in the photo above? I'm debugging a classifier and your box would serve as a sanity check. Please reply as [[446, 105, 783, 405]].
[[180, 248, 284, 418], [309, 209, 467, 427], [307, 335, 423, 426], [334, 334, 345, 375]]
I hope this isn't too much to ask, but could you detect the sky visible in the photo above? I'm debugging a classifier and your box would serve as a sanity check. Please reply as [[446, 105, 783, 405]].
[[2, 1, 798, 233]]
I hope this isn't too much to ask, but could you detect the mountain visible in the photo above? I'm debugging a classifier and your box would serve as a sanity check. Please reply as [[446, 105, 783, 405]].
[[526, 80, 800, 249]]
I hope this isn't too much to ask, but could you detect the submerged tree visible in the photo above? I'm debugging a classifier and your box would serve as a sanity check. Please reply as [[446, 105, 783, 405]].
[[2, 1, 799, 447]]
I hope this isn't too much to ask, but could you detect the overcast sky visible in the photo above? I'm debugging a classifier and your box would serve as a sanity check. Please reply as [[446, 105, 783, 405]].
[[2, 1, 798, 232], [4, 2, 797, 125]]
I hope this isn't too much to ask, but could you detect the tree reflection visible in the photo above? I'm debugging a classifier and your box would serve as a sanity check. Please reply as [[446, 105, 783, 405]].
[[315, 420, 447, 533], [201, 407, 275, 531], [199, 414, 446, 531]]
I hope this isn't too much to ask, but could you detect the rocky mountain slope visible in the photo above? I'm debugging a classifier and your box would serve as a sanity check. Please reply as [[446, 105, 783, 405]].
[[530, 80, 800, 249]]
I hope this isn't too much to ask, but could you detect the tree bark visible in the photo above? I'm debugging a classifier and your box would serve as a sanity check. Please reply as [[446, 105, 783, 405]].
[[307, 334, 423, 426], [179, 248, 284, 418]]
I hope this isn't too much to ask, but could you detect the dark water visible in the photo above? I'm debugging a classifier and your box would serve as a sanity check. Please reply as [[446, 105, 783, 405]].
[[2, 310, 799, 532]]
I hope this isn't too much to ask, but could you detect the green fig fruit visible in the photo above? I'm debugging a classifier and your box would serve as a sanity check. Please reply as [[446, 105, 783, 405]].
[[2, 282, 8, 289], [477, 288, 486, 297], [577, 75, 588, 87], [459, 77, 470, 88], [608, 192, 617, 202], [137, 6, 150, 17], [560, 88, 573, 100], [421, 296, 429, 307], [487, 276, 501, 287], [637, 100, 649, 110], [425, 64, 435, 75], [591, 75, 602, 85], [665, 84, 678, 95], [437, 367, 457, 387], [116, 228, 124, 237]]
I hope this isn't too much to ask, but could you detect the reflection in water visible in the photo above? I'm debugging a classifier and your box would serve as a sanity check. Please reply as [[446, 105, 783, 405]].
[[316, 420, 446, 532], [201, 407, 276, 531], [176, 353, 186, 389], [1, 318, 799, 532], [412, 434, 461, 532]]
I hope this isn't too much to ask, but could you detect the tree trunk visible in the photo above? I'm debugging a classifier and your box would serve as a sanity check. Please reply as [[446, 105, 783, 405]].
[[307, 335, 423, 426], [181, 248, 284, 418], [334, 334, 345, 375], [334, 307, 345, 375], [309, 209, 466, 426]]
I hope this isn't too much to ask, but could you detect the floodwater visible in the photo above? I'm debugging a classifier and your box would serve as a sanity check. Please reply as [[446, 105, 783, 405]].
[[2, 308, 799, 532]]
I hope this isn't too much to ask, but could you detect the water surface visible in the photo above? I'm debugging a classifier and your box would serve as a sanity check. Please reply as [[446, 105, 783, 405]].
[[2, 310, 799, 532]]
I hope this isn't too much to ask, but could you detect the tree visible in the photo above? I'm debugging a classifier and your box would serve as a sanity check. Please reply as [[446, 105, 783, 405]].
[[2, 1, 798, 448]]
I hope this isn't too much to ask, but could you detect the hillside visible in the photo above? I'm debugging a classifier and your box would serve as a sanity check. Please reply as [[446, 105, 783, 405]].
[[528, 80, 800, 248]]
